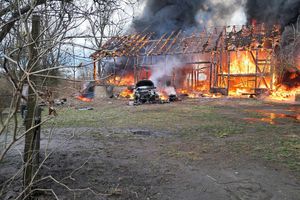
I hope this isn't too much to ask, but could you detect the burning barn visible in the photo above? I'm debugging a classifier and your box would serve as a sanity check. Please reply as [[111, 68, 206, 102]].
[[90, 0, 300, 102]]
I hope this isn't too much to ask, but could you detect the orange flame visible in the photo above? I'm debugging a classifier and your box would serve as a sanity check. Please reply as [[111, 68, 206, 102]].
[[120, 88, 134, 99], [230, 52, 256, 74], [158, 90, 169, 101], [227, 51, 269, 96], [270, 86, 300, 101], [76, 96, 93, 102], [105, 51, 299, 102], [107, 74, 135, 86]]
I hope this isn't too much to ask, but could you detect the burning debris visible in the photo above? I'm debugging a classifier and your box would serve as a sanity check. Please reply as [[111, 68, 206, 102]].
[[76, 82, 95, 102], [89, 0, 299, 103]]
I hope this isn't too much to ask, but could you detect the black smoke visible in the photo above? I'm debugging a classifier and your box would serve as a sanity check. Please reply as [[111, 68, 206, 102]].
[[132, 0, 205, 35], [131, 0, 247, 36], [129, 0, 300, 86], [245, 0, 300, 26], [131, 0, 299, 35]]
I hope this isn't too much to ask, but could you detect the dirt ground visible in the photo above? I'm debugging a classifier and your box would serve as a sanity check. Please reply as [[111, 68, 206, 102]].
[[0, 97, 300, 200]]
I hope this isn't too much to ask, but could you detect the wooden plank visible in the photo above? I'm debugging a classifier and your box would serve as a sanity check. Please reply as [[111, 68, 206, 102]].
[[250, 51, 270, 89], [217, 73, 271, 77], [131, 33, 153, 56], [156, 31, 176, 55], [165, 31, 182, 53], [147, 33, 168, 56]]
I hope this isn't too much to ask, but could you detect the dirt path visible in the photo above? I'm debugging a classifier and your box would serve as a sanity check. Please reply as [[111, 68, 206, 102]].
[[1, 126, 299, 200]]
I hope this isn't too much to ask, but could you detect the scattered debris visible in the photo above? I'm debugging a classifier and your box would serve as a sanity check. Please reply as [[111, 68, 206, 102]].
[[169, 94, 178, 102], [76, 107, 94, 111], [54, 98, 67, 106], [128, 101, 135, 106], [76, 82, 95, 102]]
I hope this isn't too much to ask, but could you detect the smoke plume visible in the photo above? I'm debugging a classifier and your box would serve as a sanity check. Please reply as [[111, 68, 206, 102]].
[[245, 0, 300, 26], [150, 57, 184, 87], [131, 0, 247, 36], [131, 0, 299, 35]]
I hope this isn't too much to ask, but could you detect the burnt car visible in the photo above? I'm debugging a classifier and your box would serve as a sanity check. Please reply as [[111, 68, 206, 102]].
[[134, 80, 159, 104]]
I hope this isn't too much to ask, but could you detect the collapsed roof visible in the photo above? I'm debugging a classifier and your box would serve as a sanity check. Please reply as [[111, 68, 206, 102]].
[[91, 24, 281, 59]]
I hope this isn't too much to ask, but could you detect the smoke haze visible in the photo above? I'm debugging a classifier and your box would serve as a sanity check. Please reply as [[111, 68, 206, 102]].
[[150, 57, 184, 87]]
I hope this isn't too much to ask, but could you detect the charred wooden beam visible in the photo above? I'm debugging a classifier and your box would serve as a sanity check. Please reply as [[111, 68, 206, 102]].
[[146, 33, 168, 56], [217, 73, 271, 77], [165, 31, 182, 54], [156, 31, 176, 55]]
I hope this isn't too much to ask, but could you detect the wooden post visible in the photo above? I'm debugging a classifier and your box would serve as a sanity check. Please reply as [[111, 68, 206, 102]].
[[270, 51, 275, 90], [219, 51, 222, 87], [23, 15, 41, 199], [255, 50, 259, 89], [134, 57, 138, 84], [209, 53, 213, 90], [93, 59, 97, 81], [136, 56, 139, 82], [227, 51, 231, 95]]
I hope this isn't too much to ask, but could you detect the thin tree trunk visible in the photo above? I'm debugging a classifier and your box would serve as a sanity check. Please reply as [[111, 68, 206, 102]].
[[23, 15, 41, 200]]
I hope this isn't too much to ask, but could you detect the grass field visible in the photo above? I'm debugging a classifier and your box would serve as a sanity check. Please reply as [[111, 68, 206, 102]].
[[49, 98, 300, 173], [1, 97, 300, 199]]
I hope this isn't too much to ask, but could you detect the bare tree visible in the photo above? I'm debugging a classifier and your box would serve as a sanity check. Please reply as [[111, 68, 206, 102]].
[[0, 0, 138, 199], [85, 0, 137, 79], [1, 0, 83, 199]]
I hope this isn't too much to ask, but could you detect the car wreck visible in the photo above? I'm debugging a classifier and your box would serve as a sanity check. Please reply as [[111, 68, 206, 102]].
[[133, 80, 160, 105]]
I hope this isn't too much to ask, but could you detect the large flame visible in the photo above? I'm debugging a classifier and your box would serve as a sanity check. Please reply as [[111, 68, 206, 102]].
[[107, 74, 135, 86], [230, 51, 256, 74], [228, 52, 260, 96], [270, 86, 300, 101], [111, 52, 300, 102], [269, 64, 300, 101]]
